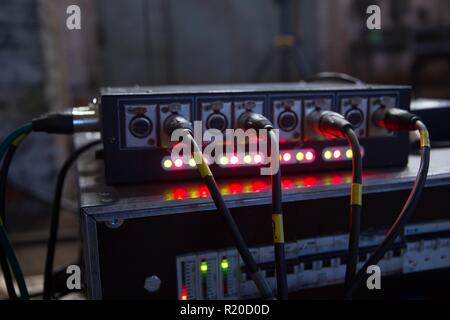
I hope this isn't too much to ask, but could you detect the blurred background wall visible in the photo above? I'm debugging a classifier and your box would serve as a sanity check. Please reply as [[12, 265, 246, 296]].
[[0, 0, 449, 278], [2, 0, 450, 114]]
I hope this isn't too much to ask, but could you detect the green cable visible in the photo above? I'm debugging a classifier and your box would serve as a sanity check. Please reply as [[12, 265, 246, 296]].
[[0, 123, 32, 159], [0, 123, 32, 299], [0, 224, 29, 299]]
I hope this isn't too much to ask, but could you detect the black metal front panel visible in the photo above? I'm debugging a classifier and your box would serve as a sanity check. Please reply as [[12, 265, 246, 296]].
[[100, 84, 411, 185]]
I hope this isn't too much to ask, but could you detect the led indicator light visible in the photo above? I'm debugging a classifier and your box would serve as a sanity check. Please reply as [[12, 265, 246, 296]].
[[221, 259, 229, 270], [174, 159, 183, 168], [282, 179, 295, 189], [251, 181, 265, 192], [230, 156, 239, 165], [188, 158, 197, 167], [221, 186, 229, 195], [296, 152, 305, 161], [173, 188, 188, 200], [346, 149, 353, 159], [333, 150, 342, 159], [220, 156, 229, 165], [305, 151, 314, 161], [283, 153, 292, 162], [163, 159, 173, 169], [229, 183, 243, 195], [324, 150, 332, 160], [200, 261, 208, 273], [254, 154, 262, 164], [181, 286, 188, 300], [332, 176, 342, 185], [244, 155, 252, 164], [198, 186, 208, 198]]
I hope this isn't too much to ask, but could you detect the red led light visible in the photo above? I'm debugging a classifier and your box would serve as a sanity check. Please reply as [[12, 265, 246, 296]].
[[332, 175, 342, 185], [230, 156, 239, 165], [251, 181, 266, 192], [198, 185, 209, 198], [174, 158, 183, 168], [305, 151, 314, 161], [173, 188, 188, 200], [181, 287, 188, 300], [254, 154, 262, 164], [282, 179, 295, 189], [333, 150, 342, 159], [282, 153, 292, 162], [303, 176, 317, 188], [229, 183, 243, 195]]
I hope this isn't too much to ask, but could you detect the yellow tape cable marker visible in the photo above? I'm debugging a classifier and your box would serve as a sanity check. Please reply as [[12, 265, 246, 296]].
[[188, 133, 212, 178], [197, 158, 212, 178], [12, 133, 27, 146], [420, 129, 430, 148], [351, 183, 362, 206], [272, 213, 285, 244]]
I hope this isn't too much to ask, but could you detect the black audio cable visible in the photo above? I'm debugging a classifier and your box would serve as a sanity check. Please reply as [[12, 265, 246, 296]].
[[239, 112, 288, 300], [306, 72, 365, 85], [165, 115, 275, 299], [43, 140, 102, 300], [343, 128, 363, 289], [345, 108, 431, 299], [0, 133, 28, 299], [307, 110, 363, 290], [0, 124, 33, 300], [31, 107, 99, 134], [0, 107, 99, 300]]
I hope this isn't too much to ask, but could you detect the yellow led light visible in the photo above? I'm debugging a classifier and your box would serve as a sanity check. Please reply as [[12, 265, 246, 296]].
[[188, 158, 197, 167], [244, 155, 252, 164], [296, 152, 305, 161], [346, 149, 353, 159], [163, 159, 173, 168], [324, 151, 332, 160], [220, 156, 229, 165], [221, 259, 229, 270]]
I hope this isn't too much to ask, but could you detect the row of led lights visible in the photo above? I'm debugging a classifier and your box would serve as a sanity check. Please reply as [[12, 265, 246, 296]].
[[165, 174, 356, 200], [162, 154, 266, 171], [322, 146, 365, 162], [161, 147, 364, 170], [162, 149, 316, 171], [217, 149, 316, 167]]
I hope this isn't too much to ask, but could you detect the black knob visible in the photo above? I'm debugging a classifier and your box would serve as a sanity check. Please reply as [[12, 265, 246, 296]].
[[278, 111, 298, 132], [129, 116, 153, 138], [206, 113, 228, 132]]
